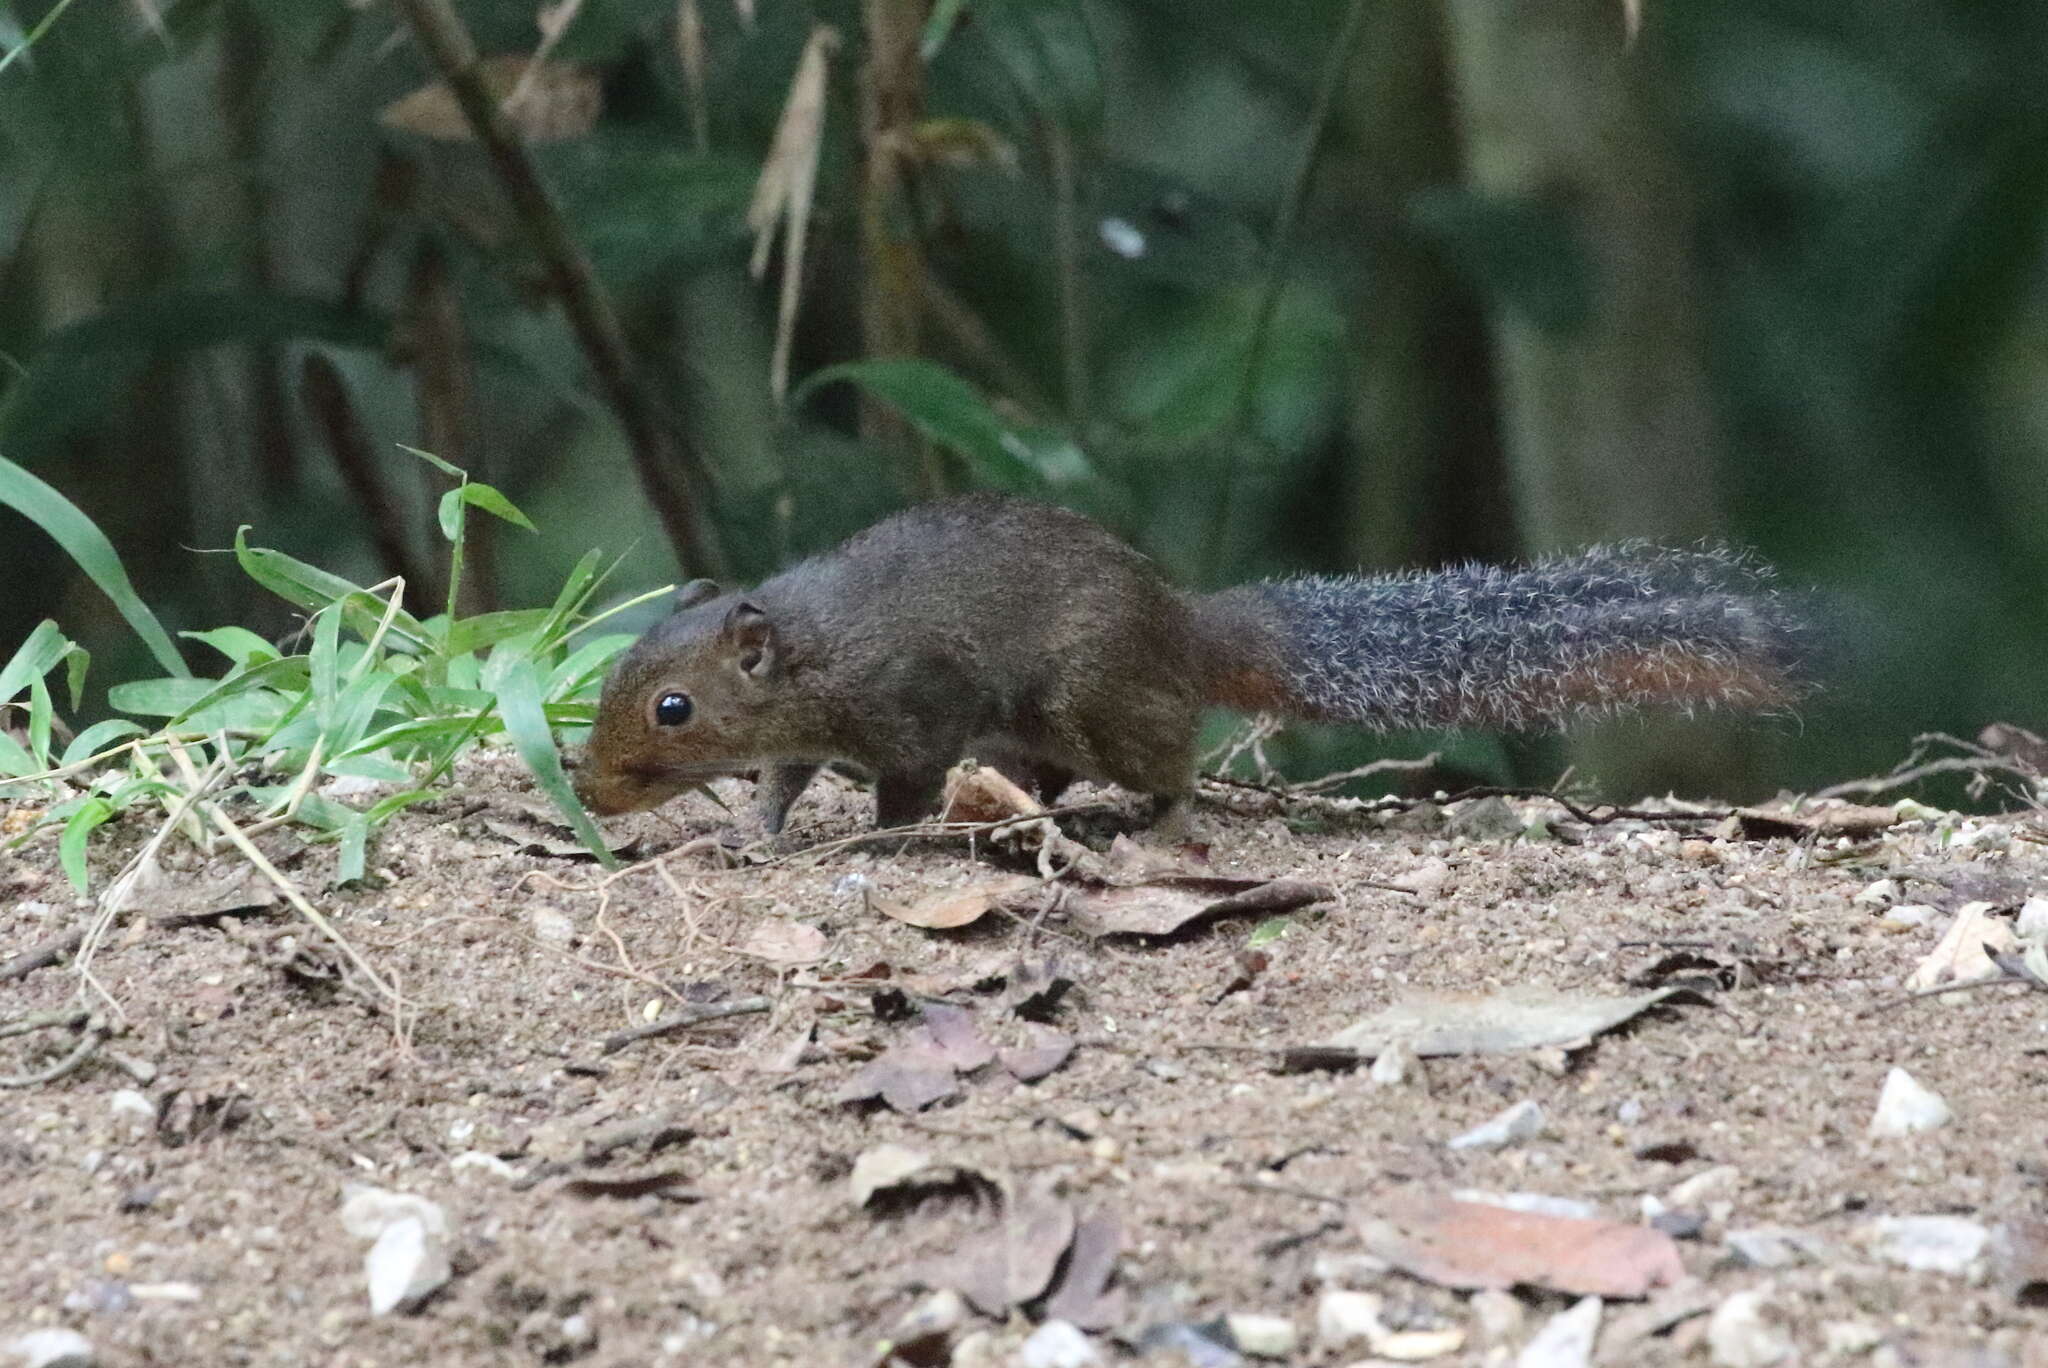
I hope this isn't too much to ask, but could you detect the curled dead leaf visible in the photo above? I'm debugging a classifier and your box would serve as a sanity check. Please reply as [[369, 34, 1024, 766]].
[[942, 763, 1042, 823], [880, 875, 1038, 929], [1066, 876, 1332, 939], [739, 919, 827, 965]]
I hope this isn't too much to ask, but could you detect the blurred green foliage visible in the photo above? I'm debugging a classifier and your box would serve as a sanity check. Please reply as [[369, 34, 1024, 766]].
[[3, 0, 2046, 803]]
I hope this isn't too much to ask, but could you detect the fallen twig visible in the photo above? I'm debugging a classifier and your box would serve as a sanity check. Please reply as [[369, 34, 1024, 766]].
[[598, 995, 773, 1055]]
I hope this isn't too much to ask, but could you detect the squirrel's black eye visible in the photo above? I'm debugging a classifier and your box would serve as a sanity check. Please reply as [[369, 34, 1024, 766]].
[[652, 692, 693, 726]]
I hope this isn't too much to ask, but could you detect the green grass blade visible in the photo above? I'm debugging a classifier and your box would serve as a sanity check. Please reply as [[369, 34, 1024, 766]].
[[0, 459, 189, 677], [491, 657, 618, 869], [0, 620, 69, 701], [59, 796, 115, 892]]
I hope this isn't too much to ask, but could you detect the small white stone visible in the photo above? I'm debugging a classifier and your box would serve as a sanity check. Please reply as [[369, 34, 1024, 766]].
[[1377, 1326, 1467, 1360], [106, 1090, 155, 1138], [341, 1186, 452, 1316], [1391, 857, 1451, 897], [1316, 1290, 1386, 1349], [1515, 1295, 1601, 1368], [529, 906, 575, 946], [2017, 897, 2048, 939], [1880, 903, 1942, 929], [1868, 1067, 1952, 1137], [1448, 1099, 1544, 1151], [1726, 1227, 1827, 1269], [1868, 1215, 1989, 1275], [1668, 1164, 1741, 1207], [1706, 1289, 1793, 1367], [1224, 1313, 1298, 1359], [127, 1283, 201, 1303], [1469, 1289, 1525, 1345], [363, 1217, 447, 1315], [450, 1151, 520, 1181], [1016, 1319, 1100, 1368], [5, 1329, 95, 1368], [1370, 1040, 1416, 1087], [1822, 1322, 1883, 1355], [1853, 878, 1899, 905], [1453, 1190, 1597, 1221]]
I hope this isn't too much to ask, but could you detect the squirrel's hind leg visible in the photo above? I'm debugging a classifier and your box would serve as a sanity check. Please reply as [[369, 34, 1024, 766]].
[[875, 770, 946, 828]]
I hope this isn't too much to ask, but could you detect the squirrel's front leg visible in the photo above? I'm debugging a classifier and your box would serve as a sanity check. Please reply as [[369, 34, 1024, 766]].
[[756, 763, 820, 835]]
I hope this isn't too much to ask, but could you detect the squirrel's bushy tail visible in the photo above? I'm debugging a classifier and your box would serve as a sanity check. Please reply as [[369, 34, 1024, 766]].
[[1196, 543, 1812, 730]]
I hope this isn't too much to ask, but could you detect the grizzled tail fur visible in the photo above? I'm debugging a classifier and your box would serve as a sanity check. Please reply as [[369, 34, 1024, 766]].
[[1195, 543, 1813, 730]]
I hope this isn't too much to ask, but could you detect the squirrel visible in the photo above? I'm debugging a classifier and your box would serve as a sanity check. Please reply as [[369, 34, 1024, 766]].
[[575, 493, 1811, 833]]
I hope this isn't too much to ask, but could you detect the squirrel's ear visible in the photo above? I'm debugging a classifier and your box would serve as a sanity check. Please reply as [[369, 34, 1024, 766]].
[[723, 600, 779, 679], [675, 579, 721, 611]]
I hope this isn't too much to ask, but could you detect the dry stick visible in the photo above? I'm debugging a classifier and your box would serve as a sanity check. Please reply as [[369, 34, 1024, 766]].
[[1, 902, 279, 985], [204, 803, 406, 1022], [388, 0, 725, 578], [599, 996, 773, 1055], [0, 1011, 111, 1089]]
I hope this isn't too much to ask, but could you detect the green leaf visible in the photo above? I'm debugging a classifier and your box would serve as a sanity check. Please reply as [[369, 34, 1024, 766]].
[[336, 816, 370, 885], [0, 620, 72, 702], [310, 603, 343, 715], [793, 359, 1095, 492], [0, 459, 188, 677], [442, 609, 552, 659], [109, 655, 310, 730], [1245, 917, 1292, 948], [0, 730, 37, 779], [27, 676, 52, 764], [61, 719, 144, 770], [455, 481, 536, 532], [232, 527, 431, 651], [548, 633, 635, 701], [59, 795, 115, 892], [492, 657, 619, 869], [183, 626, 280, 668], [398, 443, 465, 480]]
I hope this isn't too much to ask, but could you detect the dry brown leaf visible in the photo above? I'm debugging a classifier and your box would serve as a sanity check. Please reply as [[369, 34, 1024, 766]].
[[1906, 901, 2016, 992], [880, 875, 1038, 930], [748, 24, 839, 399], [940, 1193, 1078, 1315], [942, 763, 1042, 823], [837, 1035, 959, 1112], [997, 1024, 1074, 1083], [1321, 986, 1684, 1058], [380, 54, 600, 143], [740, 919, 826, 965], [1043, 1210, 1124, 1329], [1361, 1190, 1685, 1298], [1066, 876, 1332, 939]]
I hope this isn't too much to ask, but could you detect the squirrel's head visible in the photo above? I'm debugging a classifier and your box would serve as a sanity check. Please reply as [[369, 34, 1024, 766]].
[[575, 580, 796, 816]]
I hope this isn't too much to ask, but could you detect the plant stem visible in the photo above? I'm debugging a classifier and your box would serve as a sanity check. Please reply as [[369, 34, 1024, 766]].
[[387, 0, 727, 578], [1200, 0, 1371, 581]]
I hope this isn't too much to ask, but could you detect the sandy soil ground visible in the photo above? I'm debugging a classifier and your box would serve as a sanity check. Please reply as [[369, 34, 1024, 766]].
[[4, 753, 2046, 1368]]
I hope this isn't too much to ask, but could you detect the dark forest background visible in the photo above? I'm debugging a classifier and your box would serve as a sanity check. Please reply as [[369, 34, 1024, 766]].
[[5, 0, 2046, 803]]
